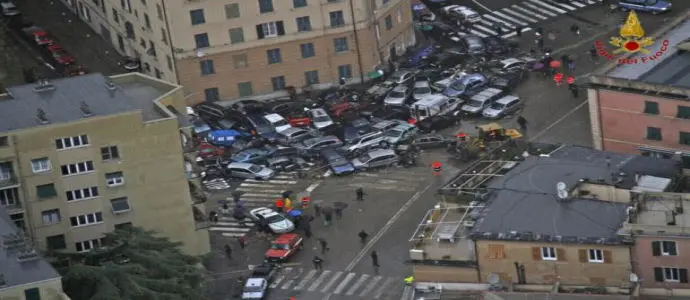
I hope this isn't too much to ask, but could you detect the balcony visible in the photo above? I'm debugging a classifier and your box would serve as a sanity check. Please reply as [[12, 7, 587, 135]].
[[0, 162, 18, 188], [0, 187, 22, 213]]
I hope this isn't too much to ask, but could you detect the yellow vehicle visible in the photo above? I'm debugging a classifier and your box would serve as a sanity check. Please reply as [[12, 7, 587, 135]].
[[475, 123, 522, 141]]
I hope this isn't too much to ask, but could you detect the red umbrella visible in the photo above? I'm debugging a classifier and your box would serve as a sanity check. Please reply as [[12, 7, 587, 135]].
[[549, 60, 562, 68]]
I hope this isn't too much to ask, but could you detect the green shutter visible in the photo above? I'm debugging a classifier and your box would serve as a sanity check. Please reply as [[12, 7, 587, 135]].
[[644, 101, 659, 114], [646, 127, 662, 141], [681, 132, 690, 145], [36, 184, 57, 198], [678, 106, 690, 119], [237, 82, 253, 97]]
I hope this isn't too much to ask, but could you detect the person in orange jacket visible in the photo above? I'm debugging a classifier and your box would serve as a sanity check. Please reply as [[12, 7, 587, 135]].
[[432, 161, 442, 176], [275, 198, 284, 213]]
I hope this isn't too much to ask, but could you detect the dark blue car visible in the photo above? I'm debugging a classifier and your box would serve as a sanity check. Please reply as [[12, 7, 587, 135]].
[[618, 0, 671, 14], [400, 44, 439, 68], [321, 149, 355, 175], [343, 118, 372, 143], [443, 74, 488, 98]]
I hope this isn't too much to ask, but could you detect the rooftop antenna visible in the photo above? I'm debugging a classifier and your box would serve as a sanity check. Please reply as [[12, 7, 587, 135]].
[[79, 101, 92, 117], [556, 182, 568, 200], [36, 109, 49, 124]]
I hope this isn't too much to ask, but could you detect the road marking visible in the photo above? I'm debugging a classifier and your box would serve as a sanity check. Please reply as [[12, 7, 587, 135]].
[[345, 274, 370, 295], [308, 270, 331, 291], [359, 275, 383, 297], [502, 27, 532, 39], [212, 221, 254, 226], [208, 227, 251, 232], [373, 277, 396, 299], [274, 175, 295, 179], [293, 269, 318, 290], [471, 0, 492, 12], [512, 5, 547, 20], [305, 181, 322, 192], [238, 183, 284, 188], [530, 100, 588, 141], [491, 11, 528, 26], [320, 271, 343, 293], [281, 278, 295, 289], [570, 0, 588, 7], [543, 0, 577, 10], [345, 182, 434, 272], [474, 24, 497, 35], [470, 30, 489, 37], [502, 8, 537, 23], [332, 272, 356, 294], [245, 179, 297, 184], [529, 0, 567, 14], [239, 192, 283, 197], [269, 267, 291, 288], [483, 15, 516, 28], [522, 2, 557, 16]]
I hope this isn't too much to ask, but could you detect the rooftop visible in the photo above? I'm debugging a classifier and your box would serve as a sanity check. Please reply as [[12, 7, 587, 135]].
[[0, 73, 182, 133], [0, 207, 61, 290], [619, 192, 690, 237], [470, 146, 680, 244], [409, 203, 477, 263]]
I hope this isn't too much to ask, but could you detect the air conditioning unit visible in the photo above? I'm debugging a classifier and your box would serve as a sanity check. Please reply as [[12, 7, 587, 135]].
[[463, 220, 475, 228]]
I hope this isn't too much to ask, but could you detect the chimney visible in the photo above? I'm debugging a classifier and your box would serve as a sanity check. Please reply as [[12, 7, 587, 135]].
[[33, 79, 55, 93], [36, 109, 49, 124], [79, 101, 92, 117]]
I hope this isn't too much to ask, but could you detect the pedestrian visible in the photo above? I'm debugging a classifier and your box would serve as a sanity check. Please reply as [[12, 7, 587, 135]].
[[371, 251, 380, 268], [568, 61, 576, 73], [569, 84, 580, 98], [515, 26, 522, 37], [570, 24, 581, 36], [314, 203, 322, 217], [536, 38, 544, 51], [358, 230, 369, 244], [356, 188, 365, 201], [312, 256, 324, 270], [334, 206, 343, 219], [323, 211, 332, 226], [493, 23, 502, 36], [238, 236, 247, 249], [432, 161, 442, 177], [517, 116, 528, 131], [224, 244, 232, 259], [561, 54, 569, 65], [221, 203, 230, 216], [339, 77, 346, 86], [319, 238, 330, 254], [535, 27, 543, 35], [275, 198, 284, 213], [304, 227, 313, 238], [259, 219, 270, 235], [209, 210, 218, 223]]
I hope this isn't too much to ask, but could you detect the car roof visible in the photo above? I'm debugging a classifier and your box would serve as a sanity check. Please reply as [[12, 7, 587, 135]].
[[247, 114, 270, 125], [310, 108, 328, 116], [392, 85, 408, 92], [321, 149, 344, 159], [391, 123, 414, 131], [263, 113, 285, 122], [366, 148, 396, 156], [228, 162, 257, 168], [496, 95, 520, 103], [275, 233, 298, 241], [500, 58, 524, 65], [240, 148, 265, 154], [280, 127, 308, 135], [305, 135, 338, 143], [414, 81, 430, 88], [246, 278, 265, 287]]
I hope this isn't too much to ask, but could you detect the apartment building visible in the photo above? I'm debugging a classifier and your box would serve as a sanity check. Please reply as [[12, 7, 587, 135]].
[[63, 0, 415, 104], [588, 17, 690, 168], [0, 73, 210, 256]]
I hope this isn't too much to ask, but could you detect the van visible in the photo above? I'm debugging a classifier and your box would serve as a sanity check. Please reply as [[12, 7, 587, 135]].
[[462, 36, 486, 55], [618, 0, 671, 14], [1, 0, 20, 17], [263, 113, 292, 133], [461, 88, 504, 115], [482, 95, 521, 119]]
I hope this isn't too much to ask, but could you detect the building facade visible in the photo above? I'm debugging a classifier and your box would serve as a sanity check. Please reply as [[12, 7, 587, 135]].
[[0, 73, 210, 256], [60, 0, 415, 104]]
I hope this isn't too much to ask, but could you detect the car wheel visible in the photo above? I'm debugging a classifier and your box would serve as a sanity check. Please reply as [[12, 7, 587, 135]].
[[379, 141, 390, 148]]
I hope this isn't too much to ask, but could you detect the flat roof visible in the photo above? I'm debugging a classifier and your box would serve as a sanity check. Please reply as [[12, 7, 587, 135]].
[[0, 73, 178, 132], [470, 146, 680, 244], [0, 207, 60, 289]]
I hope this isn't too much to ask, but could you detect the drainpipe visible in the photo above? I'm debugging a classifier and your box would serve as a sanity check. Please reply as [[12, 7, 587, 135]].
[[473, 239, 482, 283], [348, 0, 365, 84], [159, 0, 181, 85]]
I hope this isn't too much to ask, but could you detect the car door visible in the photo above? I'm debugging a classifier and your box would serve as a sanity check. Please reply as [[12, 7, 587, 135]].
[[427, 136, 443, 148], [380, 154, 398, 166], [414, 137, 430, 149], [367, 156, 385, 168]]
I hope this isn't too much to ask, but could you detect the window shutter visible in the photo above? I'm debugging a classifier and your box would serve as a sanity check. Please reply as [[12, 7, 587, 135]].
[[256, 25, 264, 39], [276, 21, 285, 36], [654, 267, 664, 282], [680, 269, 689, 283], [557, 248, 566, 261], [651, 241, 661, 256], [532, 247, 541, 260], [578, 249, 587, 263], [603, 250, 612, 264]]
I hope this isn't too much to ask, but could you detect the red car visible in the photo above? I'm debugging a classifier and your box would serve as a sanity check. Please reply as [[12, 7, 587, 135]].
[[198, 142, 225, 159], [265, 233, 303, 262], [22, 27, 54, 46], [47, 44, 75, 65]]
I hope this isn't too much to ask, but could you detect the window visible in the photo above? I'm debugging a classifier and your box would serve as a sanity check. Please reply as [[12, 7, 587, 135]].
[[487, 244, 506, 259], [194, 33, 210, 48], [258, 0, 273, 13], [293, 0, 307, 8], [199, 60, 215, 75], [166, 55, 173, 70], [101, 146, 120, 160], [305, 70, 319, 85], [678, 106, 690, 119], [0, 188, 18, 207], [296, 16, 311, 32], [256, 21, 284, 39], [46, 234, 66, 250], [204, 88, 220, 102], [233, 54, 248, 68], [300, 43, 315, 58], [115, 222, 133, 230], [111, 197, 132, 213], [267, 48, 282, 64], [144, 13, 151, 29], [24, 288, 40, 300], [652, 241, 678, 256], [106, 171, 125, 187], [156, 3, 163, 19], [0, 136, 7, 147], [229, 28, 244, 44], [541, 247, 556, 260], [238, 82, 254, 97], [36, 184, 57, 199], [397, 8, 402, 23], [338, 64, 352, 79], [647, 127, 662, 141], [60, 161, 94, 176], [55, 135, 89, 150], [189, 9, 205, 25], [654, 267, 688, 283], [161, 28, 168, 44], [588, 249, 604, 263], [42, 209, 61, 225], [225, 3, 240, 19], [75, 238, 102, 252], [334, 37, 348, 52], [69, 212, 103, 227], [112, 8, 119, 23], [329, 11, 345, 27], [271, 76, 286, 91], [31, 157, 51, 173], [680, 132, 690, 145], [385, 15, 393, 30], [66, 187, 99, 201], [644, 101, 659, 114]]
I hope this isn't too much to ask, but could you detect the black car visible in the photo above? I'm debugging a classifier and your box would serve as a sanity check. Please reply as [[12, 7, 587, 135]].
[[416, 114, 460, 133], [483, 37, 518, 56], [229, 99, 265, 115], [361, 105, 410, 123], [409, 134, 456, 149], [432, 52, 466, 67], [194, 102, 244, 121], [488, 73, 523, 92]]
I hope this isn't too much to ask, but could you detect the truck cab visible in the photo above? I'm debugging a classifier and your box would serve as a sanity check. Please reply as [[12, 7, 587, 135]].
[[410, 94, 459, 122]]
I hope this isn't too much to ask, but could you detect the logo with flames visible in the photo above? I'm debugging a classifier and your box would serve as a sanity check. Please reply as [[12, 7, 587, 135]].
[[609, 11, 654, 54]]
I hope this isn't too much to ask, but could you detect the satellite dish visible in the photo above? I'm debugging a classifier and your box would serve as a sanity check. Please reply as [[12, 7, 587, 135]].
[[487, 273, 500, 285], [557, 181, 568, 199], [629, 273, 639, 283]]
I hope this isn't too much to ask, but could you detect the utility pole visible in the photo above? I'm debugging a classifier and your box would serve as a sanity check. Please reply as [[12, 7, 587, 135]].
[[348, 0, 365, 84]]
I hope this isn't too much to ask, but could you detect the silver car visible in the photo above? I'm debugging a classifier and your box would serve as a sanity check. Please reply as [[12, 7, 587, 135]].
[[384, 86, 411, 106], [482, 95, 522, 119], [389, 70, 416, 85], [343, 130, 387, 156], [308, 108, 334, 130], [413, 81, 433, 101], [226, 162, 275, 180], [384, 123, 418, 145], [351, 149, 400, 170], [295, 135, 343, 153], [275, 127, 313, 145]]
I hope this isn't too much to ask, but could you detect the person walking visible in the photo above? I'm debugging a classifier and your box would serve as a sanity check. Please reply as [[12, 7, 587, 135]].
[[568, 60, 576, 73], [570, 24, 581, 36], [224, 244, 232, 259], [371, 251, 380, 268], [238, 236, 247, 249], [356, 188, 365, 201], [517, 116, 528, 131], [275, 198, 285, 213], [304, 227, 313, 238], [312, 256, 324, 270], [515, 26, 522, 37], [323, 210, 332, 226], [358, 230, 369, 244], [319, 238, 330, 254], [569, 83, 580, 98], [589, 47, 599, 63], [314, 203, 322, 217], [334, 206, 343, 219]]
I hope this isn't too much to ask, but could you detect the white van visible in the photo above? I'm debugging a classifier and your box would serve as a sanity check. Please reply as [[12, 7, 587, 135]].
[[263, 113, 292, 133], [410, 94, 459, 122], [1, 0, 20, 16]]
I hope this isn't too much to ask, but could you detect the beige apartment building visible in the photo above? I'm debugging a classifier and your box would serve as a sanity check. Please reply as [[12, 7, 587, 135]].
[[61, 0, 415, 104], [0, 73, 210, 256]]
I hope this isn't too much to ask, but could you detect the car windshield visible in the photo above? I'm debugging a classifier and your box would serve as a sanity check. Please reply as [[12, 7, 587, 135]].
[[358, 153, 372, 162], [256, 124, 273, 134], [390, 74, 403, 82], [468, 100, 484, 107], [313, 116, 330, 123], [490, 103, 506, 110], [243, 285, 263, 293], [645, 0, 658, 5], [330, 157, 349, 165], [270, 243, 289, 250], [272, 119, 289, 127], [266, 214, 284, 223], [303, 139, 319, 147], [450, 82, 466, 90], [414, 87, 431, 95], [385, 130, 403, 137], [389, 91, 405, 98], [416, 109, 428, 117], [248, 165, 262, 172]]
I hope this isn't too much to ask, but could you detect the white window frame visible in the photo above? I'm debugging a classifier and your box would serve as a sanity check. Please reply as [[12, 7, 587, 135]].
[[664, 267, 681, 282], [0, 168, 10, 181], [42, 209, 60, 225], [261, 21, 278, 38], [106, 172, 125, 187], [66, 187, 99, 202], [541, 247, 557, 261], [69, 212, 104, 227], [662, 241, 678, 256], [588, 249, 604, 263], [31, 157, 52, 173], [61, 161, 94, 176], [75, 238, 102, 253], [56, 135, 90, 150], [110, 197, 131, 214]]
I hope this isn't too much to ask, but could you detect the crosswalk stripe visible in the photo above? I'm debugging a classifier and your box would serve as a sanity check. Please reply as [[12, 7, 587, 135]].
[[474, 25, 497, 36], [470, 29, 488, 37], [320, 271, 343, 293], [281, 278, 295, 289], [502, 27, 532, 39], [269, 267, 291, 288], [293, 269, 318, 290], [208, 227, 251, 232], [502, 8, 538, 23], [491, 11, 528, 26], [236, 187, 285, 193], [246, 179, 297, 184], [512, 5, 548, 20], [522, 2, 557, 16], [238, 193, 282, 198], [570, 0, 588, 7], [529, 0, 567, 14], [238, 183, 286, 188], [483, 15, 516, 28], [273, 175, 295, 179], [332, 272, 356, 294], [308, 270, 331, 291], [542, 0, 577, 10], [373, 277, 396, 299], [345, 274, 370, 295], [478, 19, 495, 28], [360, 276, 383, 297]]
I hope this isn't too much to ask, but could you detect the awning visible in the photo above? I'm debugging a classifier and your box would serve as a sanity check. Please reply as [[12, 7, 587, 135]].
[[368, 70, 384, 79]]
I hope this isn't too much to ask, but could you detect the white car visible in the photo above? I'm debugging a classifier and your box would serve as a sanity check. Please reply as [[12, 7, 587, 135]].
[[308, 108, 334, 130], [442, 5, 481, 23], [249, 207, 295, 234], [413, 81, 433, 101], [226, 162, 275, 180]]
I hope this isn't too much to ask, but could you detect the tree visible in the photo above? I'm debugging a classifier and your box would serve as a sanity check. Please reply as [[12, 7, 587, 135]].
[[56, 227, 206, 300]]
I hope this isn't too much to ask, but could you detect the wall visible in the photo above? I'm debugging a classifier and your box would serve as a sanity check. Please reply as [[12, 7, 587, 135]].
[[476, 241, 631, 286], [633, 236, 690, 289], [0, 278, 66, 300], [572, 183, 631, 203], [413, 265, 479, 283]]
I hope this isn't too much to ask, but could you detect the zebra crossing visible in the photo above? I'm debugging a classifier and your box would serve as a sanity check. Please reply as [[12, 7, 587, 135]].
[[208, 173, 301, 238], [269, 268, 401, 298], [468, 0, 597, 38]]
